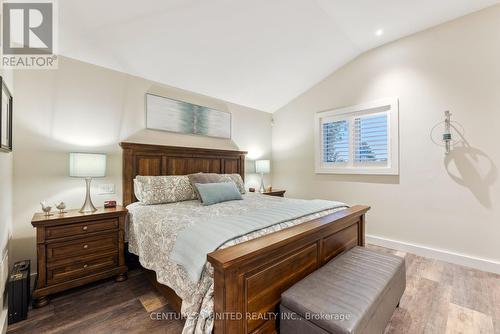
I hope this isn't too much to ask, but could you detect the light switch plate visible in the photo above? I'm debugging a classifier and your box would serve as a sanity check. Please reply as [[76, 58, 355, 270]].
[[97, 183, 115, 195]]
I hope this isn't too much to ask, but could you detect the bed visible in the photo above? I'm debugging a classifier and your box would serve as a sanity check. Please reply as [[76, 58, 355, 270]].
[[121, 142, 370, 334]]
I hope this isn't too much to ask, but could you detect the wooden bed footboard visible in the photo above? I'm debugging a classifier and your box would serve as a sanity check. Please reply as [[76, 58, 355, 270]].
[[208, 205, 370, 334]]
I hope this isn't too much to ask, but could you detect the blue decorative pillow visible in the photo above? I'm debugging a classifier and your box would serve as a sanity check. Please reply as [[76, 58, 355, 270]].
[[194, 182, 243, 206]]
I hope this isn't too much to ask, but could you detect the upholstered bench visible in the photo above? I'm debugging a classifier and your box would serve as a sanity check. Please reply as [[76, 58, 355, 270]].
[[280, 246, 405, 334]]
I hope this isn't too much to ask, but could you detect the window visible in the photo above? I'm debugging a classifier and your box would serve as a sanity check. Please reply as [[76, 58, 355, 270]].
[[315, 98, 399, 175]]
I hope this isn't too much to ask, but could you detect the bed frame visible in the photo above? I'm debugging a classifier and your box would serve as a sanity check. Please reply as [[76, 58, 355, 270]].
[[120, 142, 370, 334]]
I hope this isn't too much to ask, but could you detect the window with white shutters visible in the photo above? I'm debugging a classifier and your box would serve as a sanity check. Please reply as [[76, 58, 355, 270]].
[[315, 98, 399, 175]]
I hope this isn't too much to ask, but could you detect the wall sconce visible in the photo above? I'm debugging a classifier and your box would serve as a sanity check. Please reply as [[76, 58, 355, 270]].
[[431, 110, 464, 156], [443, 111, 452, 155]]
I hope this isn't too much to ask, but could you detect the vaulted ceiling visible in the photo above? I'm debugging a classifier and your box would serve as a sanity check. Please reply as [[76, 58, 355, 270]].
[[59, 0, 499, 112]]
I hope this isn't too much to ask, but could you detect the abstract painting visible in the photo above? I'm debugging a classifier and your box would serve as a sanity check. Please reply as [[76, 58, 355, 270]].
[[146, 93, 231, 139]]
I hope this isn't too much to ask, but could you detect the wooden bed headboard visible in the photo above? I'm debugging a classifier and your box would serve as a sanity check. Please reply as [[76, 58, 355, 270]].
[[120, 142, 247, 206]]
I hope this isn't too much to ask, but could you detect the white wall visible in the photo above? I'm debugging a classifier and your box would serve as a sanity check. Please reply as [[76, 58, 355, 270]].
[[272, 6, 500, 266], [12, 56, 272, 267], [0, 68, 14, 334]]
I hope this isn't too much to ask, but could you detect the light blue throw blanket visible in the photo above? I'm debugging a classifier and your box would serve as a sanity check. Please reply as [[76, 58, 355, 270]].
[[170, 199, 347, 282]]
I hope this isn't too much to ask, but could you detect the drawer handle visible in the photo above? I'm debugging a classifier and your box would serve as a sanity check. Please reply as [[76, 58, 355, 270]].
[[82, 226, 88, 231], [83, 244, 89, 249], [83, 264, 88, 269]]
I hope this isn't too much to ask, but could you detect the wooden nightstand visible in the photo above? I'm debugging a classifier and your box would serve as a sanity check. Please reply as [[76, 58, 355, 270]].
[[31, 206, 128, 308], [262, 189, 286, 197]]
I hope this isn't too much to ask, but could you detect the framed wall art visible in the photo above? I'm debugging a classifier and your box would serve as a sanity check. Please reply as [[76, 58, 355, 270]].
[[146, 93, 231, 139], [0, 76, 13, 153]]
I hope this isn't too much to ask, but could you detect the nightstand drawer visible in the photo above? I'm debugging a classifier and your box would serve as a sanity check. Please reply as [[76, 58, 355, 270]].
[[47, 254, 118, 285], [46, 218, 118, 239], [47, 234, 118, 261]]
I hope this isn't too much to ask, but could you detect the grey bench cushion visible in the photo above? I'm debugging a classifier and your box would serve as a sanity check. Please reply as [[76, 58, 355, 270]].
[[281, 246, 405, 334]]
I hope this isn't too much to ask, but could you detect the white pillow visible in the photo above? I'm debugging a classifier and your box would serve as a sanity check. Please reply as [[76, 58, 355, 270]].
[[220, 174, 246, 194], [134, 175, 197, 205], [133, 179, 143, 202]]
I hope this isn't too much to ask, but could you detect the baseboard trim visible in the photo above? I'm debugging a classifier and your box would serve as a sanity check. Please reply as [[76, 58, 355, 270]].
[[1, 249, 8, 334], [366, 234, 500, 275], [1, 310, 7, 334]]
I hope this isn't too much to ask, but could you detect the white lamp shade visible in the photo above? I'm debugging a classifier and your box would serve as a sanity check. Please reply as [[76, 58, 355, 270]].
[[255, 160, 270, 174], [69, 153, 107, 178]]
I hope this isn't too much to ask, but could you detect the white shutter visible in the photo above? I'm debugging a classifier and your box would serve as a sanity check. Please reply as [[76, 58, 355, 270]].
[[322, 119, 349, 163], [353, 112, 388, 166]]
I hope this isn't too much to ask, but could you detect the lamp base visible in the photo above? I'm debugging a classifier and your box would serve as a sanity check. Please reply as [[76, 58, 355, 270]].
[[79, 177, 98, 213], [259, 173, 266, 193]]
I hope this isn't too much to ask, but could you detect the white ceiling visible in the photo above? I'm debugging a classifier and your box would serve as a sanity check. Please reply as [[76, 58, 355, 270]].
[[59, 0, 500, 112]]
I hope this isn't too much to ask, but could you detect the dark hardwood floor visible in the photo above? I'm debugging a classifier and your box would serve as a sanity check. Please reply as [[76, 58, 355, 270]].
[[6, 270, 184, 334], [7, 245, 500, 334]]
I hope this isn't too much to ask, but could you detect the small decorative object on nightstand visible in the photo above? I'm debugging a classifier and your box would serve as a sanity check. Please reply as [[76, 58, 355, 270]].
[[262, 189, 286, 197], [31, 206, 128, 308], [104, 200, 117, 208], [40, 202, 53, 217], [55, 201, 67, 214]]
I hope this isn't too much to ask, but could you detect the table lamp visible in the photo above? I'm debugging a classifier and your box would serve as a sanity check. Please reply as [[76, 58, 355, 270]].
[[255, 159, 270, 193], [69, 153, 107, 213]]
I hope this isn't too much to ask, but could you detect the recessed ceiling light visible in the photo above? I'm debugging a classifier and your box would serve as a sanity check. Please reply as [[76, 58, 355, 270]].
[[375, 29, 384, 37]]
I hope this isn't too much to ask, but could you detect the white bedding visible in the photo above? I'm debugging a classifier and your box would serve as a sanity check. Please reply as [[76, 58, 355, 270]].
[[127, 193, 347, 334]]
